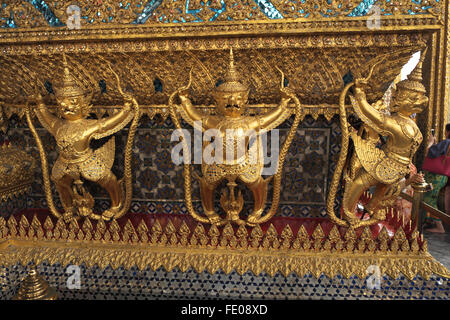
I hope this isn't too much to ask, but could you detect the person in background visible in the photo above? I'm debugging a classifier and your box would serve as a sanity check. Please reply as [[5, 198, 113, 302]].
[[394, 163, 424, 222], [423, 123, 450, 233]]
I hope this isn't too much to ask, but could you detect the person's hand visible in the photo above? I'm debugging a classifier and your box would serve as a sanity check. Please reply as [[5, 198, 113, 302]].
[[410, 172, 425, 185], [427, 135, 436, 148]]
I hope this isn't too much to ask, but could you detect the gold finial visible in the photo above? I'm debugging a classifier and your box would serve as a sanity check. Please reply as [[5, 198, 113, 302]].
[[397, 48, 427, 94], [13, 264, 57, 300]]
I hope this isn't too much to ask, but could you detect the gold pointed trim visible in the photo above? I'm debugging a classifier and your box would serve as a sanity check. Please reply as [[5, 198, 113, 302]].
[[1, 213, 449, 280], [0, 239, 448, 280]]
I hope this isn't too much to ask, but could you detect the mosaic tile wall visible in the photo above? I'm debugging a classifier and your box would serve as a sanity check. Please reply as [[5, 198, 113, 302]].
[[1, 263, 449, 300], [0, 195, 28, 219], [0, 0, 439, 28], [3, 114, 341, 219]]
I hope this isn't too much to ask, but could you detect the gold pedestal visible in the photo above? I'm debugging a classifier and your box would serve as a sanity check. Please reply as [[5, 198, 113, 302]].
[[13, 265, 57, 300], [411, 181, 433, 233]]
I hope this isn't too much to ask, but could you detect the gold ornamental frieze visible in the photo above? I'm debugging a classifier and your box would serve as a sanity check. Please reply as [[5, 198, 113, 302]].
[[0, 0, 443, 32], [0, 43, 426, 117], [0, 212, 449, 280]]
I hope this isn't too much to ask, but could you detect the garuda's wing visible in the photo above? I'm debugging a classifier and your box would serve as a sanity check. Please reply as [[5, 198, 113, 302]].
[[80, 136, 116, 181]]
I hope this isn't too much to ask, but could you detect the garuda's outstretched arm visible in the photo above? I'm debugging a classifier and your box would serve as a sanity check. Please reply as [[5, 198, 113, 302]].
[[91, 96, 136, 140], [253, 95, 291, 132], [178, 91, 205, 127], [175, 69, 206, 129], [351, 85, 391, 136], [33, 94, 61, 135], [249, 68, 296, 132]]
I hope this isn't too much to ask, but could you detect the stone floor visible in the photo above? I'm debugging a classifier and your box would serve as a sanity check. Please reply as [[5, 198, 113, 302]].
[[424, 230, 450, 270]]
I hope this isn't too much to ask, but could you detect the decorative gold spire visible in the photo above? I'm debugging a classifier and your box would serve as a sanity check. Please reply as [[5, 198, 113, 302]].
[[53, 53, 86, 99], [13, 265, 57, 300], [396, 48, 427, 94], [215, 48, 248, 93]]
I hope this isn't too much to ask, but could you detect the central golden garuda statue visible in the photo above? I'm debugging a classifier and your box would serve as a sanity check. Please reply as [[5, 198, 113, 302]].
[[169, 49, 302, 226], [328, 50, 429, 228], [26, 54, 140, 221]]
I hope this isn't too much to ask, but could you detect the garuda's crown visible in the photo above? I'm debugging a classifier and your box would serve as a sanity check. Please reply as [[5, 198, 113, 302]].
[[215, 48, 248, 94], [396, 48, 427, 94], [53, 53, 86, 99]]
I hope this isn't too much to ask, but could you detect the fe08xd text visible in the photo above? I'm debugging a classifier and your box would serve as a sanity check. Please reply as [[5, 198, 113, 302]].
[[180, 304, 268, 317]]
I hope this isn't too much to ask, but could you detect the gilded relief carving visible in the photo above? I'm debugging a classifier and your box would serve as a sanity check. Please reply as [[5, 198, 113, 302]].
[[328, 50, 430, 229], [169, 49, 302, 226], [0, 0, 448, 281], [25, 54, 141, 221]]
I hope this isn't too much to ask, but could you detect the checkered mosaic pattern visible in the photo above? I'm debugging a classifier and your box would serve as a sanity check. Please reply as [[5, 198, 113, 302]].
[[0, 196, 28, 218], [1, 263, 448, 300]]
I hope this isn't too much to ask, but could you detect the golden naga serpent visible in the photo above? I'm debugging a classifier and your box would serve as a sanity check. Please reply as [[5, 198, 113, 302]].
[[25, 62, 141, 220], [326, 58, 386, 229], [169, 67, 303, 226]]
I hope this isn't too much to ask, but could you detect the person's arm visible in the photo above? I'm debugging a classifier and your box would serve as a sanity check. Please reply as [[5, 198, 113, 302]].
[[427, 138, 450, 158], [405, 172, 425, 187]]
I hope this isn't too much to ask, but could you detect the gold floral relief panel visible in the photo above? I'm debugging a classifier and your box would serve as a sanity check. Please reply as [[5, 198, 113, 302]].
[[0, 42, 426, 108]]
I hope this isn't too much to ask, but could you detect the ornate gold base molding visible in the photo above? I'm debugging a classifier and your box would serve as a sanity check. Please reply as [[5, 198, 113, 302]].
[[1, 238, 449, 280], [1, 211, 449, 281]]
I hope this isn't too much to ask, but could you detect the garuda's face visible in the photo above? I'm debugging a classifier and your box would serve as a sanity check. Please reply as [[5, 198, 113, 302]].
[[57, 96, 85, 120], [392, 88, 428, 115], [214, 91, 249, 118]]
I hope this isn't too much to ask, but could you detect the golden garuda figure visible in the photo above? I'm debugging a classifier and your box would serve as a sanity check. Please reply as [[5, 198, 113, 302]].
[[328, 49, 429, 228], [26, 54, 141, 222], [169, 49, 302, 226]]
